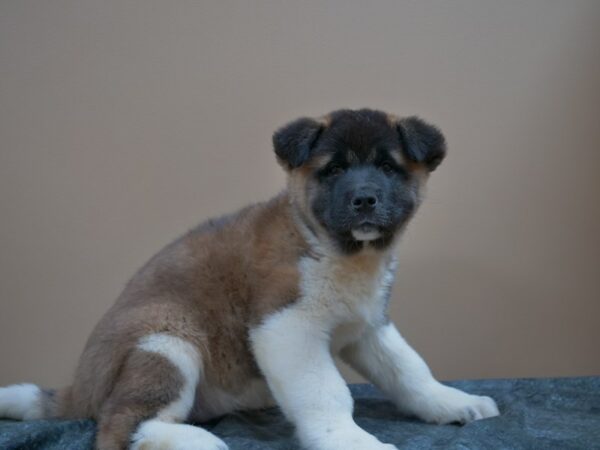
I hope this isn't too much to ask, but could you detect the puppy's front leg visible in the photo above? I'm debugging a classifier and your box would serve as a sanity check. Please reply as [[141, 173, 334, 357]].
[[340, 322, 499, 425], [250, 310, 397, 450]]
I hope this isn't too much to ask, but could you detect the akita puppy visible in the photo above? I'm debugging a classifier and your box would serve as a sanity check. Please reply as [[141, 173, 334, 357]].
[[0, 109, 499, 449]]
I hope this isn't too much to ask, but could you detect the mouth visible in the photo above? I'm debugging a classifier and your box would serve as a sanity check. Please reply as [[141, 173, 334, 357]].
[[351, 222, 381, 241]]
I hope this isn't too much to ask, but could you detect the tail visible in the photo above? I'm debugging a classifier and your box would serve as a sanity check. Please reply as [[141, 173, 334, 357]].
[[0, 383, 66, 420]]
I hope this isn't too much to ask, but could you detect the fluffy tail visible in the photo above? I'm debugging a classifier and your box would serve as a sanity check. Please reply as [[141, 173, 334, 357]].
[[0, 383, 62, 420]]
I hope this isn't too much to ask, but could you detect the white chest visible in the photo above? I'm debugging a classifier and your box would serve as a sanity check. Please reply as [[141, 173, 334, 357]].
[[297, 251, 397, 334]]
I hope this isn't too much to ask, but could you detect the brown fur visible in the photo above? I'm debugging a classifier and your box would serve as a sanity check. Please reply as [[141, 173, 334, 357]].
[[287, 165, 327, 243]]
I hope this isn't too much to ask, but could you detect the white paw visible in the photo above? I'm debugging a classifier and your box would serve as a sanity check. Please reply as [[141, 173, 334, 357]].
[[408, 383, 500, 425], [301, 423, 397, 450], [131, 420, 228, 450]]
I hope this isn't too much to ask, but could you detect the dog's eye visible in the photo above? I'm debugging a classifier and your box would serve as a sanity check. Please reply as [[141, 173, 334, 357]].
[[328, 165, 345, 177], [381, 162, 394, 173]]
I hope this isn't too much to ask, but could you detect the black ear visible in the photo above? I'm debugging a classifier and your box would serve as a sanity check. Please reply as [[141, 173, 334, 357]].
[[397, 116, 447, 171], [273, 117, 324, 169]]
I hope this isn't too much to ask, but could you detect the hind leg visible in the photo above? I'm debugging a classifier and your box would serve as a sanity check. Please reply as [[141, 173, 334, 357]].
[[96, 333, 227, 450]]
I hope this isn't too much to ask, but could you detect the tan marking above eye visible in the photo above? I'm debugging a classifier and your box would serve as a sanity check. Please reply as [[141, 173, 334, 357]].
[[389, 150, 404, 165], [310, 154, 333, 170]]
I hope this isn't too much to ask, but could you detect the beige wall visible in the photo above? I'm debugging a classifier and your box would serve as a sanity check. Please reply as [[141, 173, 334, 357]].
[[1, 1, 599, 388]]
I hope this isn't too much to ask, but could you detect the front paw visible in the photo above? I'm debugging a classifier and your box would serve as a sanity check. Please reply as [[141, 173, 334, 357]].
[[300, 423, 397, 450], [409, 383, 500, 425]]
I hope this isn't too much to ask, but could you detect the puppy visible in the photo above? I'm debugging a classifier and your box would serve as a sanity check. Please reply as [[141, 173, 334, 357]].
[[0, 109, 499, 450]]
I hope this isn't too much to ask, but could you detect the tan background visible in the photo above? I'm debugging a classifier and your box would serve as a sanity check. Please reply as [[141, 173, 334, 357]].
[[1, 1, 599, 388]]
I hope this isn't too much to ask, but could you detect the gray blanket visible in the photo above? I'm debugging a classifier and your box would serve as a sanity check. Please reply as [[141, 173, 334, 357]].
[[0, 377, 598, 449]]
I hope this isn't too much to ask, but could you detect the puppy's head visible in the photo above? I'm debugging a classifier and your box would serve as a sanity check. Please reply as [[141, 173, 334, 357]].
[[273, 109, 446, 254]]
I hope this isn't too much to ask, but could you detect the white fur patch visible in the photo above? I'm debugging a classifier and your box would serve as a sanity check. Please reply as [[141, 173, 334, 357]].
[[351, 228, 381, 241], [137, 333, 201, 422], [0, 383, 44, 420], [131, 419, 228, 450], [298, 248, 394, 325]]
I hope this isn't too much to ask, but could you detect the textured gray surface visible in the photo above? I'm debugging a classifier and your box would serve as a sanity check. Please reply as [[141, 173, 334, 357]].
[[0, 378, 598, 449]]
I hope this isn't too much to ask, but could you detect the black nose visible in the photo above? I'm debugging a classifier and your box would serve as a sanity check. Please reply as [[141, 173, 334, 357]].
[[351, 192, 378, 213]]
